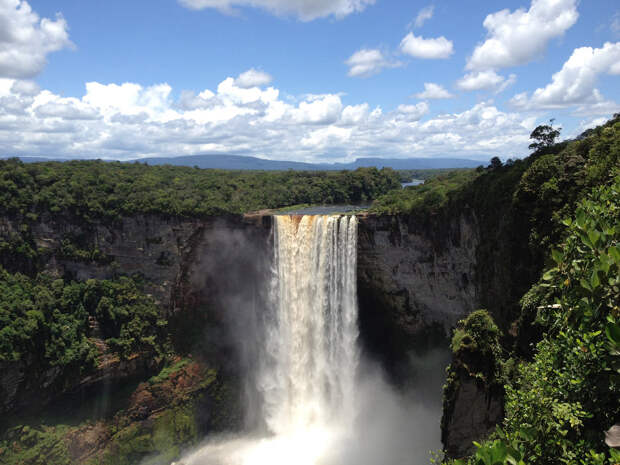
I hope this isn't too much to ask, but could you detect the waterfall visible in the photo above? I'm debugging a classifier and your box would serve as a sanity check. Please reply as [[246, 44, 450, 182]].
[[178, 214, 360, 465], [260, 215, 359, 435]]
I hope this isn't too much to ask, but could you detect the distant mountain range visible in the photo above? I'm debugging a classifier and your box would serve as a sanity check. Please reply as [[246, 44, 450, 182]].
[[5, 154, 484, 170], [136, 154, 483, 170]]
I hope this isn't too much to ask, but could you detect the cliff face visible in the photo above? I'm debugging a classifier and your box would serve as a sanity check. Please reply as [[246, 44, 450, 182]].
[[0, 213, 270, 310], [0, 212, 272, 416], [357, 212, 479, 370], [441, 376, 504, 457], [357, 211, 510, 456]]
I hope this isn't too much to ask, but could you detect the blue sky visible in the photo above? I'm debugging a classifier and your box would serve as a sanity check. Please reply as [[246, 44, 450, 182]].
[[0, 0, 618, 162]]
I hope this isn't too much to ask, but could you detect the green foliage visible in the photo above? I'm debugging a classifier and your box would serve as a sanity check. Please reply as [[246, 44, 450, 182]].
[[0, 359, 231, 465], [0, 269, 95, 370], [0, 270, 166, 376], [443, 118, 619, 463], [0, 424, 71, 465], [455, 116, 616, 329], [450, 310, 501, 368], [58, 239, 112, 264], [397, 168, 469, 183], [84, 277, 167, 359], [451, 177, 620, 464], [100, 423, 157, 465], [442, 310, 504, 448], [148, 358, 191, 385], [489, 157, 503, 170], [0, 160, 400, 221], [370, 169, 479, 215], [0, 231, 41, 274], [450, 433, 528, 465]]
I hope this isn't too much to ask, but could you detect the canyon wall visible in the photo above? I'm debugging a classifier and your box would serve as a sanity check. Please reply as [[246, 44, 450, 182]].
[[1, 209, 494, 457], [357, 211, 507, 457], [356, 212, 479, 370], [0, 212, 272, 416]]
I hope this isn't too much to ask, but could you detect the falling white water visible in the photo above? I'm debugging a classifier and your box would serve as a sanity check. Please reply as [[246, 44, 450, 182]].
[[178, 215, 360, 465], [262, 215, 359, 433]]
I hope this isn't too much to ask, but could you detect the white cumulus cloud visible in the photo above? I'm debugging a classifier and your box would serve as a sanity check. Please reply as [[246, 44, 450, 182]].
[[456, 70, 516, 93], [10, 78, 38, 95], [0, 75, 548, 163], [345, 49, 400, 77], [293, 94, 343, 125], [575, 117, 608, 135], [395, 102, 429, 121], [301, 126, 352, 149], [177, 0, 374, 21], [234, 68, 273, 88], [467, 0, 578, 71], [510, 42, 620, 113], [35, 100, 100, 120], [414, 83, 453, 99], [400, 33, 453, 59], [83, 82, 175, 120], [340, 103, 369, 125], [0, 0, 72, 78]]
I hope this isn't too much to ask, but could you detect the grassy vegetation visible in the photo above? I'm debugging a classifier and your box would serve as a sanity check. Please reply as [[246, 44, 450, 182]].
[[148, 359, 191, 385], [0, 424, 72, 465]]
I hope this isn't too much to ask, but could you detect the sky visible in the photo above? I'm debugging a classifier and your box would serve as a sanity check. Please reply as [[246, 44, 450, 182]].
[[0, 0, 618, 163]]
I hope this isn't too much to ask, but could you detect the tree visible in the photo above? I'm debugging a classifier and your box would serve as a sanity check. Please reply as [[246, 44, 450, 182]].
[[529, 119, 561, 151], [488, 156, 502, 169]]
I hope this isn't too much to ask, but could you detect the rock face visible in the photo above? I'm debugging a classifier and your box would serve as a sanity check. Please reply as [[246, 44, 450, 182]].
[[0, 213, 271, 311], [357, 211, 511, 456], [0, 358, 238, 465], [440, 310, 505, 459], [442, 377, 504, 458], [0, 212, 272, 416], [357, 212, 479, 370]]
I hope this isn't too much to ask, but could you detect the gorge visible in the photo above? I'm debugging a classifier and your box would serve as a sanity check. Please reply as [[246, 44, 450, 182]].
[[176, 213, 449, 465], [0, 117, 617, 464], [0, 209, 454, 464]]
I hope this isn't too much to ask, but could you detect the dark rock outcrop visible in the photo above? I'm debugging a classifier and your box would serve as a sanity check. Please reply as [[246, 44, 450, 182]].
[[440, 310, 505, 458], [441, 376, 504, 458]]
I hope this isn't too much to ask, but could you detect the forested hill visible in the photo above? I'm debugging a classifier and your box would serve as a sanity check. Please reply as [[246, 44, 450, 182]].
[[0, 162, 400, 221], [390, 117, 619, 463]]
